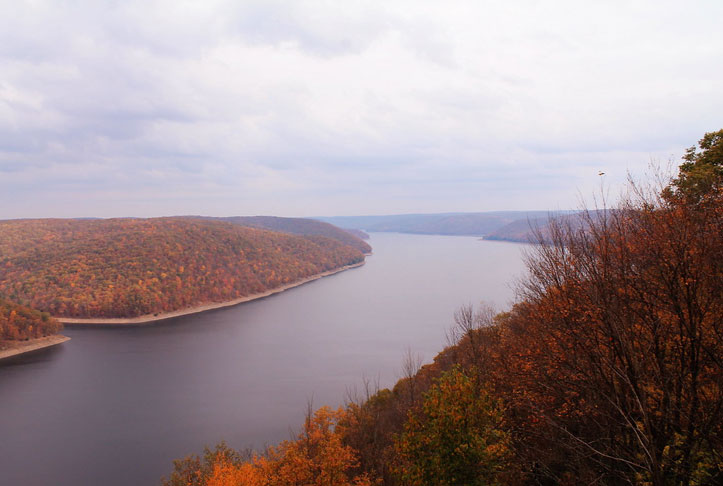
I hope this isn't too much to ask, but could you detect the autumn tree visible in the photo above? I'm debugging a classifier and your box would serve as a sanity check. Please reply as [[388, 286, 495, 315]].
[[499, 165, 723, 483], [161, 442, 247, 486], [163, 408, 376, 486], [264, 406, 375, 486]]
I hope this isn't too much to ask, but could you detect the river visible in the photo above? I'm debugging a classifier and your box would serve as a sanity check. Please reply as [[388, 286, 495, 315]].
[[0, 233, 530, 486]]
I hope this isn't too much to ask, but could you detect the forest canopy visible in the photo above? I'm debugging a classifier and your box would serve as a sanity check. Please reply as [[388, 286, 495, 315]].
[[0, 217, 365, 318]]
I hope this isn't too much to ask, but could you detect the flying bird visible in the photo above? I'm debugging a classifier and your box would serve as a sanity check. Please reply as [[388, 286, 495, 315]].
[[598, 171, 605, 176]]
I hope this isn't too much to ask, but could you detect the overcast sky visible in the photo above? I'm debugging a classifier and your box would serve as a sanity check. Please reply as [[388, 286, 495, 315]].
[[1, 0, 721, 218]]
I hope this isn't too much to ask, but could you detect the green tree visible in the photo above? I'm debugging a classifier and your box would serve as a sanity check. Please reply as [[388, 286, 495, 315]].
[[394, 366, 511, 486], [669, 129, 723, 202]]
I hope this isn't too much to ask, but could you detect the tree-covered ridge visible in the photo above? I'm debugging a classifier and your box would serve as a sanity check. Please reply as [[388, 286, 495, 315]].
[[485, 209, 608, 244], [0, 217, 364, 318], [0, 297, 61, 341], [214, 216, 372, 254]]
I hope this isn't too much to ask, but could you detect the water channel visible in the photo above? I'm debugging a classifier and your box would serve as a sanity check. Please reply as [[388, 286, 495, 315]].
[[0, 233, 530, 486]]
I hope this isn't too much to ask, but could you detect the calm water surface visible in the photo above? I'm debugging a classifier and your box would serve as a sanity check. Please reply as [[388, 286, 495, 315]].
[[0, 233, 529, 486]]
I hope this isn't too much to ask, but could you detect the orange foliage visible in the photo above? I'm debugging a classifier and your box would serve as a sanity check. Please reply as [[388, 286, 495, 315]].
[[0, 218, 364, 318], [207, 460, 267, 486], [490, 189, 723, 483], [0, 297, 61, 342], [263, 406, 375, 486], [164, 408, 376, 486]]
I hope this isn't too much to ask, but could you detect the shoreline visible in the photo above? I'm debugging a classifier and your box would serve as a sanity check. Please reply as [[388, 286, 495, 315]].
[[57, 260, 366, 326], [0, 335, 71, 362]]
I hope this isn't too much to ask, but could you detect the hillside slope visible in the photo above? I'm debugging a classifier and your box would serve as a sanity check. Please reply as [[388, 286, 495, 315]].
[[215, 216, 372, 253], [483, 216, 552, 242], [485, 210, 609, 243], [0, 218, 364, 318]]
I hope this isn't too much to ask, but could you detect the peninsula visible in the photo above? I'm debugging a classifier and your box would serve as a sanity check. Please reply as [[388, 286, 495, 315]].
[[0, 297, 68, 362], [0, 217, 369, 322], [0, 335, 71, 361]]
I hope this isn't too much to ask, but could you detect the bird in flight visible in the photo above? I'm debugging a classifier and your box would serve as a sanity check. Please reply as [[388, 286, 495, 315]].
[[598, 171, 605, 176]]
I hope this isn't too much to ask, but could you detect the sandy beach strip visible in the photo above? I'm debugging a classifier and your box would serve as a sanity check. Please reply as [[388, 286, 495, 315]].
[[57, 260, 365, 326], [0, 335, 71, 362]]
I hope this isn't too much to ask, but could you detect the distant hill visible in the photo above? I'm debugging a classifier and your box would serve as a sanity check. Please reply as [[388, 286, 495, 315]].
[[342, 228, 370, 240], [0, 218, 365, 318], [484, 216, 553, 243], [212, 216, 371, 254], [316, 211, 570, 237], [485, 210, 608, 243]]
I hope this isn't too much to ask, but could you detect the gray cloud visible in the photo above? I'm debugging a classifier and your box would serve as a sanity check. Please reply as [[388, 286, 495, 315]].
[[1, 0, 721, 218]]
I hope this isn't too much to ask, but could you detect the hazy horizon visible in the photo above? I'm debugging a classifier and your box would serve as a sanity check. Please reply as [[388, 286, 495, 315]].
[[2, 1, 721, 219], [0, 209, 576, 222]]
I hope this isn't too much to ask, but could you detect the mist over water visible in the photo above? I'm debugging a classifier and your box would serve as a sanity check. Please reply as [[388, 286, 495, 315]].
[[0, 233, 529, 486]]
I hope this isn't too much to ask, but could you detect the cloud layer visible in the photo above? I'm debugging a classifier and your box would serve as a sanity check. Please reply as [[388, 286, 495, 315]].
[[1, 0, 722, 218]]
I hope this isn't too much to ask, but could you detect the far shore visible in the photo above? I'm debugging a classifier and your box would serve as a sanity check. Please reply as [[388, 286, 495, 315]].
[[57, 260, 366, 326], [0, 334, 71, 362]]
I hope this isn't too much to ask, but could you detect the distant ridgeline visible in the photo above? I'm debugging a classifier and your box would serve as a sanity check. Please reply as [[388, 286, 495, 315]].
[[316, 210, 578, 242], [205, 215, 372, 253], [0, 217, 368, 319]]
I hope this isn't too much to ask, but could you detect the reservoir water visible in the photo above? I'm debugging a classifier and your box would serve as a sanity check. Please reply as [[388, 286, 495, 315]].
[[0, 233, 530, 486]]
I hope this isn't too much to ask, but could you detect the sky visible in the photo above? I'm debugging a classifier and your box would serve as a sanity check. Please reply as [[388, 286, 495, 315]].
[[1, 0, 722, 219]]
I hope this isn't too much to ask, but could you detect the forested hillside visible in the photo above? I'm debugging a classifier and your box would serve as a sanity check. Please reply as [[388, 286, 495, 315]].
[[213, 216, 372, 254], [483, 215, 550, 242], [165, 130, 723, 485], [0, 218, 364, 318], [485, 210, 607, 243], [0, 297, 61, 342], [342, 228, 370, 240]]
